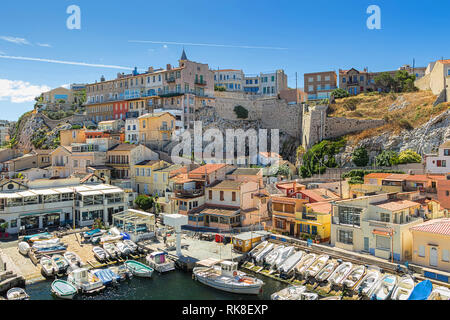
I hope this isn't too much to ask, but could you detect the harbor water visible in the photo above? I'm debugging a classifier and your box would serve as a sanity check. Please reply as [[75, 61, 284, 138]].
[[24, 269, 287, 300]]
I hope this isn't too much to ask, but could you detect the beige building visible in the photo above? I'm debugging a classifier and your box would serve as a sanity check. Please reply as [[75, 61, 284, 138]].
[[415, 59, 450, 102], [42, 87, 74, 104]]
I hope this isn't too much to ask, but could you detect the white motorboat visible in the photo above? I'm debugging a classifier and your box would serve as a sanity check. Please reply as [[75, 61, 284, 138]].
[[271, 285, 306, 300], [6, 287, 29, 300], [295, 253, 317, 276], [254, 243, 274, 264], [193, 261, 264, 295], [51, 279, 78, 300], [264, 245, 284, 267], [300, 292, 319, 300], [102, 242, 120, 259], [342, 265, 366, 289], [428, 286, 450, 300], [124, 260, 154, 278], [370, 274, 397, 300], [109, 264, 133, 281], [32, 238, 61, 250], [67, 268, 105, 294], [273, 246, 295, 270], [249, 241, 269, 258], [279, 250, 304, 275], [92, 246, 108, 261], [28, 234, 55, 243], [116, 242, 131, 257], [354, 267, 382, 297], [123, 240, 138, 253], [64, 251, 83, 270], [304, 254, 329, 278], [146, 251, 175, 273], [315, 260, 339, 282], [51, 254, 69, 274], [100, 227, 123, 244], [327, 261, 353, 286], [391, 275, 415, 300], [40, 256, 55, 277], [18, 242, 30, 256]]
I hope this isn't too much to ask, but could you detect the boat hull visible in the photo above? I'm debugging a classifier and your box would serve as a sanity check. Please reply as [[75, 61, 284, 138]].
[[194, 274, 262, 295]]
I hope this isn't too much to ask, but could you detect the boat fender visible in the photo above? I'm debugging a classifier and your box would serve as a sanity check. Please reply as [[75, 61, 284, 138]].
[[233, 271, 238, 277]]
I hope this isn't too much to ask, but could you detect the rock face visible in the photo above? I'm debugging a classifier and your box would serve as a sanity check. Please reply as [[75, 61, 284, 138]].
[[341, 109, 450, 159]]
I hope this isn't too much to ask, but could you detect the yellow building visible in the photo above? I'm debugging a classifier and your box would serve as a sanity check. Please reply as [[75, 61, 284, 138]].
[[138, 112, 176, 144], [134, 160, 171, 195], [232, 231, 271, 253], [410, 218, 450, 273], [296, 201, 332, 243], [271, 196, 307, 237]]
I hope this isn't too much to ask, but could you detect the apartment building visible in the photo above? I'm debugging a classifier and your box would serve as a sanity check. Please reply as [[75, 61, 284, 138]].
[[98, 119, 124, 132], [42, 87, 74, 104], [0, 180, 127, 234], [138, 112, 176, 147], [271, 196, 308, 236], [213, 69, 244, 91], [330, 193, 425, 261], [304, 71, 337, 101], [425, 141, 450, 174], [134, 160, 171, 195]]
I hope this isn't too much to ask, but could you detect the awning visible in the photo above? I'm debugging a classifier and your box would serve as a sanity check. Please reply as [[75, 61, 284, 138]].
[[17, 191, 38, 197], [101, 189, 123, 194], [372, 229, 392, 236], [33, 189, 59, 195]]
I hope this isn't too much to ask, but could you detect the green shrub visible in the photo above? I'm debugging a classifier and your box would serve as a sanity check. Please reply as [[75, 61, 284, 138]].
[[375, 150, 399, 167], [352, 147, 369, 167], [234, 105, 248, 119], [398, 149, 422, 164], [398, 119, 413, 130], [331, 88, 350, 99]]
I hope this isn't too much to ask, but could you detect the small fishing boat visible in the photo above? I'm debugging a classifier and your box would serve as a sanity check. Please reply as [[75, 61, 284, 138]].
[[35, 245, 67, 255], [274, 246, 295, 269], [51, 254, 69, 274], [295, 253, 317, 276], [92, 246, 109, 261], [320, 296, 342, 300], [279, 250, 304, 275], [64, 251, 83, 270], [408, 280, 433, 300], [391, 275, 415, 300], [370, 274, 397, 300], [124, 260, 154, 278], [327, 261, 353, 286], [18, 242, 30, 256], [24, 232, 51, 242], [354, 267, 381, 297], [116, 242, 131, 257], [51, 279, 77, 300], [103, 242, 120, 259], [108, 264, 133, 281], [342, 265, 366, 289], [40, 256, 55, 277], [92, 268, 121, 286], [304, 254, 329, 278], [249, 241, 269, 258], [271, 286, 306, 300], [193, 260, 263, 295], [7, 288, 29, 300], [28, 233, 55, 243], [100, 228, 123, 244], [315, 260, 339, 282], [264, 245, 284, 267], [123, 240, 138, 253], [82, 228, 105, 240], [32, 238, 61, 249], [146, 252, 175, 273], [254, 243, 274, 264], [428, 286, 450, 300], [300, 292, 319, 300], [67, 268, 105, 294]]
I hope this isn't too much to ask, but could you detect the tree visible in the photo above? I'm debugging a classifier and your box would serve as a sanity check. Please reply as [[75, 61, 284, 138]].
[[395, 70, 417, 92], [398, 149, 422, 164], [374, 72, 396, 93], [352, 147, 369, 167], [331, 88, 350, 99], [277, 164, 291, 177], [233, 105, 248, 119], [375, 150, 399, 167], [135, 195, 154, 211]]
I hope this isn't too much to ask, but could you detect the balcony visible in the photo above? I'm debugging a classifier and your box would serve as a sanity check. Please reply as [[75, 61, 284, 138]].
[[195, 80, 207, 86], [166, 77, 176, 83], [174, 188, 204, 198], [160, 125, 173, 131]]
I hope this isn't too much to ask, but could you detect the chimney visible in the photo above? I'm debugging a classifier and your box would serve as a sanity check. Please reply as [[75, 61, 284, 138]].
[[166, 64, 172, 70]]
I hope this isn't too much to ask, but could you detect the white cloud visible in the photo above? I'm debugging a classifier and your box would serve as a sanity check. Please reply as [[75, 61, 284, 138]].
[[0, 36, 30, 45], [130, 40, 288, 50], [0, 79, 50, 103], [163, 45, 168, 49], [37, 43, 52, 48], [61, 84, 70, 89]]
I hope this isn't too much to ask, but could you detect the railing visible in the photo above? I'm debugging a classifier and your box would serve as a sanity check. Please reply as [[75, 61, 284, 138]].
[[174, 189, 204, 198], [195, 80, 207, 86], [166, 77, 176, 83]]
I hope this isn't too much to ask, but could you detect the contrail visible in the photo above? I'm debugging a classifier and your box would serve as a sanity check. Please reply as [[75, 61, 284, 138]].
[[129, 40, 288, 50], [0, 55, 134, 70]]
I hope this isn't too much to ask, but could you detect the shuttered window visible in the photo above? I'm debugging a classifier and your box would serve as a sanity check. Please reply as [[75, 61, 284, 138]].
[[442, 249, 449, 262], [418, 245, 425, 257]]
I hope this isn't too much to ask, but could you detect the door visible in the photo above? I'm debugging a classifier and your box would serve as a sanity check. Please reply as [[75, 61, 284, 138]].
[[108, 208, 114, 225], [289, 223, 294, 236], [430, 247, 438, 267], [364, 237, 369, 252]]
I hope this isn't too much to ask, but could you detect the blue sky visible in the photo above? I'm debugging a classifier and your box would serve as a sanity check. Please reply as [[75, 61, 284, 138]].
[[0, 0, 449, 120]]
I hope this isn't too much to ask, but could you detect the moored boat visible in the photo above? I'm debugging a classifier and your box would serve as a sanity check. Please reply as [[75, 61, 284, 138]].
[[32, 238, 61, 249], [123, 240, 138, 253], [304, 254, 329, 278], [391, 275, 415, 300], [249, 241, 268, 258], [428, 286, 450, 300], [354, 267, 381, 297], [67, 268, 105, 294], [18, 242, 30, 256], [193, 260, 264, 295], [370, 274, 397, 300], [146, 252, 175, 273], [27, 233, 55, 243], [254, 243, 274, 265], [342, 265, 366, 289], [51, 254, 69, 274], [92, 246, 108, 261], [295, 253, 317, 277], [103, 242, 120, 259], [273, 246, 295, 270], [82, 228, 105, 240], [271, 285, 306, 300], [40, 256, 55, 277], [109, 264, 133, 281], [300, 292, 319, 300], [407, 279, 433, 300], [92, 268, 121, 286], [264, 245, 284, 267], [124, 260, 154, 278], [279, 250, 304, 275], [6, 287, 29, 300], [315, 260, 339, 282], [51, 279, 77, 300], [327, 261, 353, 286], [64, 251, 83, 270], [116, 241, 131, 257]]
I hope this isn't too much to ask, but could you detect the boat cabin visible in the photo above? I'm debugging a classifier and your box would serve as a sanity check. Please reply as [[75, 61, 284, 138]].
[[72, 268, 89, 283], [149, 252, 167, 264], [220, 261, 238, 277]]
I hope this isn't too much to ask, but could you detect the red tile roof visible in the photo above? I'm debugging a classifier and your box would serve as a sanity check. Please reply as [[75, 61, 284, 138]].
[[306, 201, 332, 214], [365, 173, 393, 179], [188, 164, 227, 175], [410, 218, 450, 236]]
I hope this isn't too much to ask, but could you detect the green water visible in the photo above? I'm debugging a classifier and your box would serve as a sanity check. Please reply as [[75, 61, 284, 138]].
[[25, 269, 287, 300]]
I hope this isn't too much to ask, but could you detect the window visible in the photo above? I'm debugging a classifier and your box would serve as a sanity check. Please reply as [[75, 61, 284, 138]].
[[418, 245, 425, 257], [308, 77, 313, 83], [380, 212, 390, 222], [342, 77, 346, 83], [338, 229, 353, 244], [338, 206, 361, 226], [220, 191, 224, 201], [443, 249, 450, 262], [317, 75, 321, 81], [308, 85, 314, 92], [209, 190, 212, 200], [232, 192, 236, 201], [136, 168, 139, 176], [325, 76, 330, 81], [376, 235, 390, 251]]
